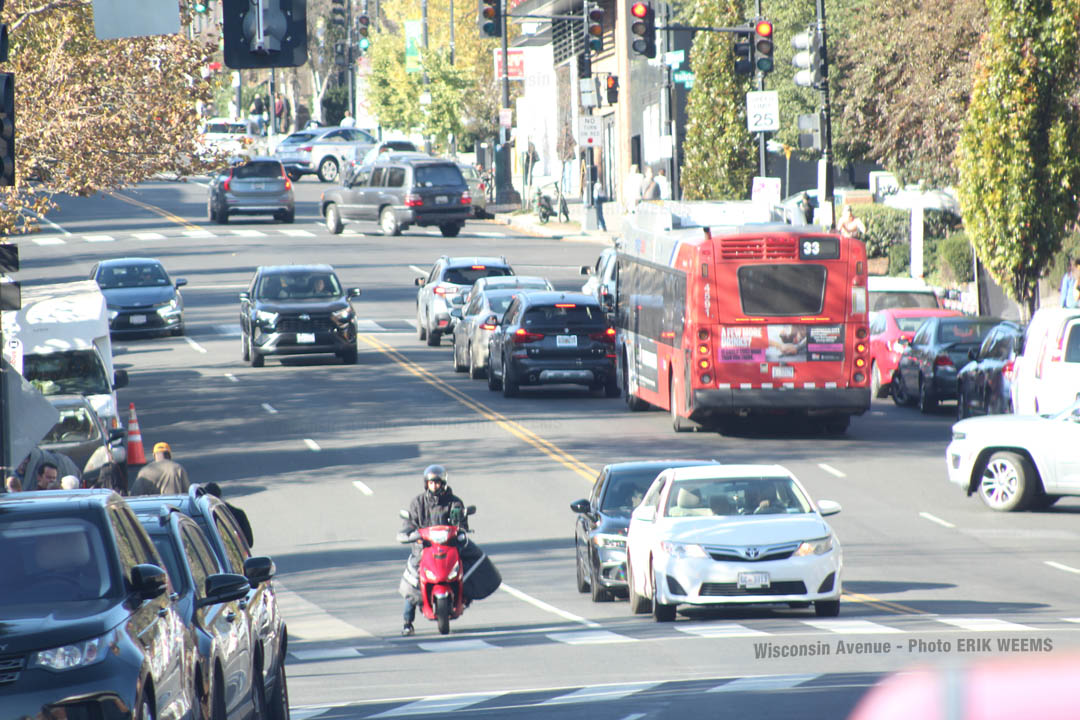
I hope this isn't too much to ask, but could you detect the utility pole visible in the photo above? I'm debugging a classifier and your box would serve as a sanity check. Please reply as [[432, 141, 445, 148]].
[[421, 0, 431, 154], [494, 0, 516, 204], [754, 0, 766, 179], [816, 0, 835, 228], [347, 0, 354, 120]]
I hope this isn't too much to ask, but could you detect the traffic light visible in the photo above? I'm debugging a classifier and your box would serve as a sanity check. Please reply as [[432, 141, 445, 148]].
[[194, 0, 209, 13], [792, 26, 825, 88], [222, 0, 308, 69], [0, 72, 14, 187], [357, 14, 370, 54], [606, 75, 619, 104], [629, 2, 655, 59], [331, 0, 346, 28], [753, 19, 774, 73], [479, 0, 500, 38], [587, 3, 603, 53], [733, 30, 752, 75]]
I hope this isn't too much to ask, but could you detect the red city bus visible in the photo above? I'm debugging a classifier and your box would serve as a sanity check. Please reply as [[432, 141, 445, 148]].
[[615, 202, 870, 433]]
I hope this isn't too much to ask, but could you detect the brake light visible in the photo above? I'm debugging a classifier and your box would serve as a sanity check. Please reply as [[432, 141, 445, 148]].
[[589, 328, 616, 343], [1002, 359, 1015, 381], [555, 303, 576, 308], [480, 322, 497, 331], [934, 354, 954, 368], [461, 191, 472, 205], [281, 166, 292, 190], [223, 171, 232, 192], [405, 194, 423, 207], [471, 265, 487, 270], [513, 328, 545, 344], [299, 145, 313, 152], [433, 285, 457, 297]]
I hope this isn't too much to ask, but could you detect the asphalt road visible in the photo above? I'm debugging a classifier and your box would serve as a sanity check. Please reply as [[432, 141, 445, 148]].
[[15, 178, 1080, 720]]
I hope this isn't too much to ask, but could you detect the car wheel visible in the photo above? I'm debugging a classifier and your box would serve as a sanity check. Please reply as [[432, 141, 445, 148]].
[[135, 691, 154, 720], [439, 223, 462, 238], [267, 656, 290, 720], [487, 356, 502, 391], [918, 375, 938, 414], [575, 545, 589, 593], [651, 566, 676, 622], [892, 370, 915, 407], [216, 205, 229, 224], [815, 599, 841, 617], [627, 559, 651, 614], [207, 198, 217, 222], [250, 347, 265, 368], [325, 203, 344, 234], [502, 357, 519, 397], [280, 209, 295, 224], [978, 451, 1037, 512], [670, 377, 691, 432], [957, 389, 969, 420], [380, 206, 401, 236], [241, 332, 250, 361], [426, 323, 442, 347], [453, 342, 467, 372], [342, 346, 358, 365], [317, 157, 339, 183], [251, 662, 269, 719], [469, 347, 486, 379], [871, 361, 888, 399], [416, 307, 427, 341]]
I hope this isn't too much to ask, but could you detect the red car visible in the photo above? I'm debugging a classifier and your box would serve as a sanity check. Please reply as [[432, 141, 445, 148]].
[[869, 308, 961, 398]]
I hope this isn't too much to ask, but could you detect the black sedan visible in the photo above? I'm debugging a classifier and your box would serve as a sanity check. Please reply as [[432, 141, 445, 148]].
[[956, 320, 1025, 419], [134, 506, 260, 720], [0, 490, 191, 720], [128, 486, 290, 720], [570, 460, 721, 602], [91, 257, 187, 337], [239, 264, 361, 366], [893, 315, 1004, 412], [486, 292, 619, 397]]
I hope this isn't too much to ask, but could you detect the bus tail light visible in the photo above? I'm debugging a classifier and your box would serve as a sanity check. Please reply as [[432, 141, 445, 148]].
[[855, 342, 867, 354], [855, 326, 868, 340], [699, 359, 711, 370], [700, 374, 712, 385], [854, 357, 866, 368], [853, 372, 865, 383], [513, 328, 545, 344], [697, 329, 710, 341], [934, 354, 954, 368], [698, 344, 709, 355], [854, 261, 865, 284]]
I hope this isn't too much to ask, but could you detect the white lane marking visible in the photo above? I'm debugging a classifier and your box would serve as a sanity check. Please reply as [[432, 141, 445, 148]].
[[132, 232, 166, 240], [33, 236, 67, 245], [935, 618, 1035, 632], [710, 674, 819, 693], [499, 583, 601, 628], [471, 232, 506, 238], [184, 337, 208, 354], [677, 623, 769, 638], [817, 463, 846, 478], [870, 410, 885, 416], [540, 682, 662, 706], [920, 512, 956, 529], [230, 229, 267, 237], [547, 630, 636, 645], [369, 692, 501, 718], [289, 708, 333, 720], [279, 229, 315, 237], [1064, 618, 1080, 624], [84, 234, 115, 242], [224, 373, 238, 382], [803, 620, 904, 634], [214, 324, 243, 336], [304, 438, 321, 452], [619, 715, 648, 720], [274, 582, 373, 641], [352, 480, 374, 496], [409, 264, 428, 275], [32, 212, 71, 235], [183, 229, 216, 238], [290, 648, 363, 661], [261, 403, 278, 415], [355, 319, 385, 332], [415, 640, 495, 653], [1045, 560, 1080, 575]]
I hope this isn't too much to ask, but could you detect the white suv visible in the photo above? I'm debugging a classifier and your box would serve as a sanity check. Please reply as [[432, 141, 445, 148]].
[[414, 256, 514, 346], [1011, 307, 1080, 415]]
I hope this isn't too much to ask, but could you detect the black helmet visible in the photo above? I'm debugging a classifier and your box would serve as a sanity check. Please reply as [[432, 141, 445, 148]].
[[423, 464, 448, 493]]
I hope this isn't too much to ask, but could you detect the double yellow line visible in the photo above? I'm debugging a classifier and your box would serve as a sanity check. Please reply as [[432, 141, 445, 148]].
[[107, 191, 202, 231], [359, 334, 598, 483], [842, 591, 923, 615]]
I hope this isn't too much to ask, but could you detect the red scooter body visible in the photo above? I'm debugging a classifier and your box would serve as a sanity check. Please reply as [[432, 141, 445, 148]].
[[416, 524, 466, 634]]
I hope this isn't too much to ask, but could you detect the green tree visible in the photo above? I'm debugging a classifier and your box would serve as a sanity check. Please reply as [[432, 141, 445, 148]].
[[956, 0, 1080, 318], [681, 0, 754, 200]]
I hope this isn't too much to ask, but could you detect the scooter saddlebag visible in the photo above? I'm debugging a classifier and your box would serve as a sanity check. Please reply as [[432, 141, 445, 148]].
[[462, 552, 501, 601]]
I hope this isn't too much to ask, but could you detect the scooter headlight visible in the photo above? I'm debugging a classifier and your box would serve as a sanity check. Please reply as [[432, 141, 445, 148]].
[[428, 528, 451, 545], [447, 562, 461, 581], [424, 569, 439, 582]]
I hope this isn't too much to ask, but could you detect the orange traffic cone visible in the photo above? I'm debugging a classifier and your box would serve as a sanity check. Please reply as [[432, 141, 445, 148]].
[[126, 402, 147, 466]]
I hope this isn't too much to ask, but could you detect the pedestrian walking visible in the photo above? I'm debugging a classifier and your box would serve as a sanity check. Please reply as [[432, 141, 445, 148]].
[[623, 164, 644, 214], [593, 179, 608, 232], [129, 442, 191, 496], [838, 206, 866, 240], [642, 167, 660, 200], [1060, 257, 1080, 308], [654, 168, 671, 200], [340, 110, 356, 128], [249, 95, 266, 135]]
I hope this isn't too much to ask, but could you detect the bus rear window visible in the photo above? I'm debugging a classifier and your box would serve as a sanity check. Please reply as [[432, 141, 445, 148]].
[[738, 265, 826, 316]]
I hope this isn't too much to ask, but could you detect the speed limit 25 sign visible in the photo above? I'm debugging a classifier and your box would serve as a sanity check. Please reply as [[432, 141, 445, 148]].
[[746, 91, 780, 133]]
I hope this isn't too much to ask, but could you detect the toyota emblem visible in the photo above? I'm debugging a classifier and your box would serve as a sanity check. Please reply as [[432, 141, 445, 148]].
[[299, 313, 310, 321], [744, 547, 760, 559]]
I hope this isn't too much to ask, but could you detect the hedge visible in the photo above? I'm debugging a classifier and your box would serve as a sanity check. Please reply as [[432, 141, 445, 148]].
[[938, 232, 975, 283]]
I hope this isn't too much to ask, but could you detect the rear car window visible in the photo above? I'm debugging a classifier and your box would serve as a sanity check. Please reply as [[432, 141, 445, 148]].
[[280, 132, 317, 145], [522, 303, 605, 329], [443, 266, 511, 285], [869, 291, 940, 312], [896, 317, 931, 333], [937, 321, 1000, 344], [415, 164, 465, 187], [738, 265, 826, 316], [386, 141, 417, 152], [234, 161, 284, 179]]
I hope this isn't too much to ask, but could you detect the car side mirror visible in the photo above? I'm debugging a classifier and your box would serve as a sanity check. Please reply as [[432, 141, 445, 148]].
[[243, 556, 276, 587], [197, 573, 251, 608], [817, 499, 842, 516], [113, 369, 129, 389], [130, 563, 169, 600], [580, 265, 592, 276], [399, 509, 410, 520], [466, 505, 477, 516], [570, 498, 590, 514], [239, 291, 250, 301], [450, 308, 463, 319], [415, 277, 425, 287], [108, 428, 127, 444], [968, 348, 977, 361], [175, 278, 188, 288], [348, 287, 362, 298], [482, 314, 499, 328], [632, 506, 656, 523], [450, 294, 465, 307]]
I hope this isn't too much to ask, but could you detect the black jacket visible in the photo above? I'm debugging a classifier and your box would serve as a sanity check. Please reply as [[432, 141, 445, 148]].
[[402, 485, 468, 533]]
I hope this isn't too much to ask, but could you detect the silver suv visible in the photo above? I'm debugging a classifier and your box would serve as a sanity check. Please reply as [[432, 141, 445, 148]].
[[274, 126, 376, 182], [415, 256, 514, 346]]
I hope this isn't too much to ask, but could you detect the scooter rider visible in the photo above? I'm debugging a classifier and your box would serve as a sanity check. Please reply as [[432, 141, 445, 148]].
[[399, 464, 468, 636]]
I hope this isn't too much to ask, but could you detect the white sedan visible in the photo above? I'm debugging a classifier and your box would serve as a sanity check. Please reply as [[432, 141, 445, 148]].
[[626, 464, 843, 621], [946, 399, 1080, 511]]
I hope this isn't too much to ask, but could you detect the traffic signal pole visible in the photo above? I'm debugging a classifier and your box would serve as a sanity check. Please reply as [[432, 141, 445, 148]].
[[754, 0, 766, 179], [816, 0, 835, 228], [494, 0, 518, 205]]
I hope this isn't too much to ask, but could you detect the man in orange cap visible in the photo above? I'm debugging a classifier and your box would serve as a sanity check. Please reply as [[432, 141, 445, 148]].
[[129, 441, 191, 495]]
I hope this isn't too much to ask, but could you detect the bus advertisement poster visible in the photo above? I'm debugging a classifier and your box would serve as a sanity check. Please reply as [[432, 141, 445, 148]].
[[718, 324, 843, 364]]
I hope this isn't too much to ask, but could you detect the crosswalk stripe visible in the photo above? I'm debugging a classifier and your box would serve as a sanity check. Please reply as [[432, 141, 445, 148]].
[[84, 234, 115, 242], [279, 229, 316, 237], [416, 639, 494, 653], [355, 319, 385, 332], [1064, 618, 1080, 624], [368, 693, 502, 718], [547, 630, 636, 645], [540, 682, 662, 706], [677, 623, 769, 638], [290, 648, 363, 661], [935, 618, 1035, 632], [803, 620, 904, 634], [471, 232, 505, 238], [214, 324, 242, 336], [33, 237, 66, 245], [183, 230, 216, 238], [709, 674, 819, 693], [132, 232, 166, 240], [229, 229, 267, 237]]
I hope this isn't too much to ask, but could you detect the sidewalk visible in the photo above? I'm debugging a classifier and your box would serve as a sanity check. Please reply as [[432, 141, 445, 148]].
[[489, 198, 623, 246]]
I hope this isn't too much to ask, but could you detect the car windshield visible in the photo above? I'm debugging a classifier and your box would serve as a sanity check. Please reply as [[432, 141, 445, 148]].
[[23, 350, 112, 396], [258, 272, 342, 300], [443, 266, 511, 285], [937, 320, 999, 344], [664, 477, 813, 517], [234, 162, 283, 179], [279, 132, 317, 145], [601, 468, 668, 516], [414, 164, 464, 187], [522, 304, 605, 330], [0, 517, 114, 605], [96, 263, 170, 289], [869, 291, 940, 312], [43, 406, 98, 443]]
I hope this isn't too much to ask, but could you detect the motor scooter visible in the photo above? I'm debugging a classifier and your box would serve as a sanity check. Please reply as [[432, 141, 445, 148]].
[[399, 506, 476, 635]]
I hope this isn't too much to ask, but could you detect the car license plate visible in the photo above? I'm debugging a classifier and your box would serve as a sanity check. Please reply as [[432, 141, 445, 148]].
[[738, 572, 770, 589], [297, 332, 315, 344], [556, 335, 578, 347], [436, 195, 448, 204], [254, 183, 265, 191], [771, 366, 795, 379], [129, 315, 147, 325]]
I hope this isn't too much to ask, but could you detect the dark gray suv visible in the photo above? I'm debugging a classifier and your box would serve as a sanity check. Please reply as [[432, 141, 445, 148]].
[[320, 155, 472, 237]]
